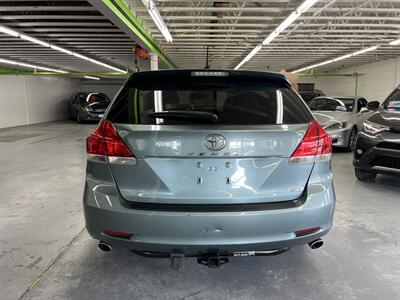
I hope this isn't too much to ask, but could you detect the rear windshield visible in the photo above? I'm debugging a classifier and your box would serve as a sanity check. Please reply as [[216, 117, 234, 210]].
[[308, 97, 354, 112], [78, 93, 110, 105], [107, 75, 312, 125]]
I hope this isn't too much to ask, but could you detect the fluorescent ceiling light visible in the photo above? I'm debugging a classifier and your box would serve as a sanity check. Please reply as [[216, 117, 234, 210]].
[[0, 58, 68, 73], [0, 25, 127, 73], [20, 34, 50, 47], [332, 53, 353, 62], [234, 45, 262, 70], [351, 45, 378, 56], [389, 39, 400, 46], [234, 0, 319, 69], [50, 45, 73, 55], [84, 76, 100, 80], [0, 25, 19, 37], [293, 45, 378, 73], [297, 0, 319, 13], [142, 0, 173, 42]]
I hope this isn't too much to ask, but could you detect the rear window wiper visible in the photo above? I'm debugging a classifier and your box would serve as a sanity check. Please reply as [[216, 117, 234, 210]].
[[145, 111, 219, 123]]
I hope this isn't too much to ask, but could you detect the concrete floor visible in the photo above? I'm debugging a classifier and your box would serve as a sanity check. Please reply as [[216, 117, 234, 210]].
[[1, 121, 399, 300]]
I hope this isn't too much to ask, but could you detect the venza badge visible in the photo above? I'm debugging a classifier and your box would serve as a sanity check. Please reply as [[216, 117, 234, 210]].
[[204, 134, 226, 151]]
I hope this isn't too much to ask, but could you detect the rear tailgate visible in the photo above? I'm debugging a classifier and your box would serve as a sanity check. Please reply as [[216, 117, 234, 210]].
[[109, 124, 311, 204], [103, 70, 314, 205]]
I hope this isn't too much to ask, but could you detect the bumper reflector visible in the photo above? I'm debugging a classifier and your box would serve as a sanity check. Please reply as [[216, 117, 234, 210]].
[[102, 230, 133, 239], [294, 227, 320, 237]]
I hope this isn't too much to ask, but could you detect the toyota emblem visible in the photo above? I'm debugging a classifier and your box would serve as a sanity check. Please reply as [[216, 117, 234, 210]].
[[204, 134, 226, 151]]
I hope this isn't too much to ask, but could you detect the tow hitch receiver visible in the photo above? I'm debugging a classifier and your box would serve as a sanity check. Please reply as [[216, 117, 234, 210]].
[[170, 252, 185, 270], [197, 255, 229, 268]]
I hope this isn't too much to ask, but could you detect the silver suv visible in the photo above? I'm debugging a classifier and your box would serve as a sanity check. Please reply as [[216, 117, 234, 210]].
[[83, 70, 335, 265]]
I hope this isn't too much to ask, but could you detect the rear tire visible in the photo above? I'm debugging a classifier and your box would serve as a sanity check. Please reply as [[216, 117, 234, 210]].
[[355, 168, 376, 182]]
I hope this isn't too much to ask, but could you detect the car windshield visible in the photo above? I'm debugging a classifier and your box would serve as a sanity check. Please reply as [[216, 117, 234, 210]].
[[308, 97, 354, 112], [78, 93, 110, 105], [384, 89, 400, 112]]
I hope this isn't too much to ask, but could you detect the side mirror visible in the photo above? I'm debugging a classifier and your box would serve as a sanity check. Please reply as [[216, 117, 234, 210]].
[[366, 101, 380, 110], [360, 107, 369, 113], [335, 106, 347, 112]]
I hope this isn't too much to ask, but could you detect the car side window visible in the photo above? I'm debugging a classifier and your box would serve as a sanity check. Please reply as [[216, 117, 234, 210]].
[[357, 98, 367, 112], [384, 89, 400, 111]]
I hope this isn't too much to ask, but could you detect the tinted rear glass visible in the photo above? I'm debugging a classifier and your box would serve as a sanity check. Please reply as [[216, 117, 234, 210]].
[[107, 72, 312, 125], [78, 93, 110, 104], [308, 97, 354, 112]]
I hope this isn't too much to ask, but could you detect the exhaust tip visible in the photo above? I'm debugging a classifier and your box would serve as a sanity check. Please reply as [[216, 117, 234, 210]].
[[308, 239, 323, 250], [98, 241, 112, 252]]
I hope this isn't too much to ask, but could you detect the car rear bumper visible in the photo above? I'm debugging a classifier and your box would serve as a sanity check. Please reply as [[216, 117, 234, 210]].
[[83, 178, 335, 254], [326, 127, 352, 147], [353, 133, 400, 176]]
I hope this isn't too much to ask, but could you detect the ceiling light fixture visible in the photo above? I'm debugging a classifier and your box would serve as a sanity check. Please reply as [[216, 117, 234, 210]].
[[234, 0, 319, 70], [0, 58, 68, 73], [84, 76, 100, 80], [0, 25, 19, 37], [141, 0, 173, 42], [389, 39, 400, 46], [292, 45, 378, 73], [0, 25, 127, 73], [20, 34, 50, 47]]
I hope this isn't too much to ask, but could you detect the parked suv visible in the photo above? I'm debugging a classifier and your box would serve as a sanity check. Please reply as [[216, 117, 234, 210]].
[[83, 70, 335, 264], [354, 86, 400, 181], [68, 92, 111, 123]]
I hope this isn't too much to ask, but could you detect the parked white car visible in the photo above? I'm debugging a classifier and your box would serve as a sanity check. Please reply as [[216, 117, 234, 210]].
[[308, 96, 369, 151]]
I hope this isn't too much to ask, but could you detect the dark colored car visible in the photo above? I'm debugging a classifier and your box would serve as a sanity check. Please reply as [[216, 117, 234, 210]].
[[353, 86, 400, 181], [68, 92, 111, 123]]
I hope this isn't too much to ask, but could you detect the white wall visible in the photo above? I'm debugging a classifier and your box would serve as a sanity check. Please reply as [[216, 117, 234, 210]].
[[0, 76, 80, 128], [300, 56, 400, 101]]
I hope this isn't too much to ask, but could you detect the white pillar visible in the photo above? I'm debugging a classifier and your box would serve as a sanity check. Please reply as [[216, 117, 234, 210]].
[[150, 53, 158, 70]]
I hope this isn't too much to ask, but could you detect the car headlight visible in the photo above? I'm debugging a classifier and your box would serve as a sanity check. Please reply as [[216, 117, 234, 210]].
[[325, 121, 346, 130], [363, 121, 389, 136]]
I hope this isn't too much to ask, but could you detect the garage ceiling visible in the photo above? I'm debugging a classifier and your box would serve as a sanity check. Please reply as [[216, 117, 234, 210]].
[[127, 0, 400, 71], [0, 0, 399, 74], [0, 0, 144, 73]]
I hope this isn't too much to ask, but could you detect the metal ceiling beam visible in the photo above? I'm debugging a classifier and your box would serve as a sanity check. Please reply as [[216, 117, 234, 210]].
[[0, 69, 130, 77], [0, 6, 97, 11], [11, 22, 114, 27], [88, 0, 175, 68], [0, 15, 106, 20], [134, 7, 400, 13], [146, 15, 400, 21], [164, 22, 400, 28]]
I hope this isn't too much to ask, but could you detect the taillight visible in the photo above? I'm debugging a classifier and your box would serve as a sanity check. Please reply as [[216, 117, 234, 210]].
[[86, 120, 137, 166], [290, 120, 332, 164]]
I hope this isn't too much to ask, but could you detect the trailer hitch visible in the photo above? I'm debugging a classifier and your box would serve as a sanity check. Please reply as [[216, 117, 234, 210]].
[[197, 255, 229, 268], [170, 252, 185, 270]]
